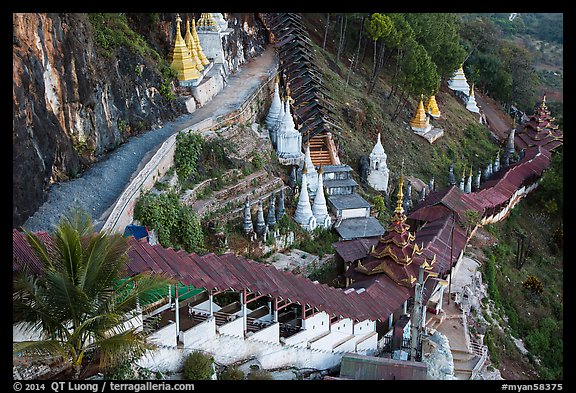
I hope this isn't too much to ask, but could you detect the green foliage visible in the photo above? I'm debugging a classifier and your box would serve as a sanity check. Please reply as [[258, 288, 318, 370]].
[[294, 227, 339, 258], [483, 255, 501, 306], [246, 369, 273, 380], [174, 132, 203, 185], [12, 207, 171, 376], [403, 13, 466, 79], [522, 275, 544, 295], [219, 366, 245, 380], [365, 13, 393, 42], [134, 191, 204, 252], [88, 13, 154, 58], [182, 351, 214, 380]]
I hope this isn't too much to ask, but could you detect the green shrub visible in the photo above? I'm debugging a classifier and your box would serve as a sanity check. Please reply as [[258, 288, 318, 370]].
[[182, 351, 214, 380], [220, 366, 245, 380], [246, 369, 272, 380]]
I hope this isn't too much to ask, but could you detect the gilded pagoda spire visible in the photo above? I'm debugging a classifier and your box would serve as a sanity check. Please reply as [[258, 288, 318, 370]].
[[410, 94, 432, 132], [425, 95, 441, 118], [198, 13, 218, 29], [184, 17, 204, 72], [168, 14, 200, 82], [192, 18, 210, 66]]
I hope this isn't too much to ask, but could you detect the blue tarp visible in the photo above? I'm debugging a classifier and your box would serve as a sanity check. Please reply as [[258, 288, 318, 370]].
[[123, 224, 149, 241]]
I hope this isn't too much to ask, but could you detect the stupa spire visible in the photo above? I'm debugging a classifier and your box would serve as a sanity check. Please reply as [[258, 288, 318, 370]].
[[266, 192, 277, 228], [312, 166, 331, 229], [168, 14, 200, 82], [255, 199, 267, 236], [367, 132, 389, 192], [276, 188, 286, 221], [304, 143, 318, 195], [184, 18, 204, 72], [464, 166, 472, 194], [425, 95, 441, 118], [192, 18, 210, 66], [294, 162, 317, 231], [466, 83, 480, 113], [410, 95, 432, 133], [242, 197, 253, 234]]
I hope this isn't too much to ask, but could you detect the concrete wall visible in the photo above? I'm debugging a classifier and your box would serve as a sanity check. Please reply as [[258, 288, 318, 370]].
[[192, 67, 225, 107], [353, 320, 375, 336], [341, 208, 369, 219], [218, 316, 244, 337], [310, 331, 353, 351], [191, 299, 221, 314], [248, 322, 279, 344], [180, 317, 216, 346], [137, 331, 345, 373], [302, 311, 330, 334], [282, 329, 311, 347], [148, 322, 177, 347], [197, 31, 225, 64], [100, 67, 277, 235], [355, 331, 378, 352], [331, 318, 353, 335]]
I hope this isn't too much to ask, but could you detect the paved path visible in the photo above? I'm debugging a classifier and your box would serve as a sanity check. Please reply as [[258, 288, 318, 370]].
[[22, 47, 278, 233], [475, 91, 513, 142]]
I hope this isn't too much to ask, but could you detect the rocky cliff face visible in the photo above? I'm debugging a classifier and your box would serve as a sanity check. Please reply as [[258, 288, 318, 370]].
[[12, 13, 269, 228]]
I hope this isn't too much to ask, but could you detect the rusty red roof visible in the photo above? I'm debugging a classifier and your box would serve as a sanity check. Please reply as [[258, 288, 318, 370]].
[[332, 237, 379, 263], [472, 146, 551, 208]]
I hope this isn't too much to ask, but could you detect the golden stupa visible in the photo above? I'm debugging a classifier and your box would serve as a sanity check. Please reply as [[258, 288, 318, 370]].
[[410, 95, 431, 131], [184, 18, 204, 72], [425, 95, 441, 118], [168, 15, 200, 82], [197, 12, 218, 28], [192, 18, 210, 66]]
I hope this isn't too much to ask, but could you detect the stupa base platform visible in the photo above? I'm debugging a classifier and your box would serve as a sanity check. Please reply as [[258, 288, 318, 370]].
[[278, 154, 304, 166], [413, 127, 444, 144]]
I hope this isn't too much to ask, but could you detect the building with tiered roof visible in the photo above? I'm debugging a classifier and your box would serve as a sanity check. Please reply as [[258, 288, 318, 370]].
[[348, 176, 437, 285], [515, 95, 563, 152]]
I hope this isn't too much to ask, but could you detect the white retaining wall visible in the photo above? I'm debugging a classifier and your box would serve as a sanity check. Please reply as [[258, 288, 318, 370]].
[[148, 322, 177, 347], [331, 318, 353, 335], [180, 317, 216, 346], [218, 316, 244, 337], [248, 322, 279, 344]]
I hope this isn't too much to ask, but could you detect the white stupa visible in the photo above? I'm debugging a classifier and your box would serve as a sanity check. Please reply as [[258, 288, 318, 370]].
[[303, 143, 318, 196], [447, 65, 470, 96], [465, 83, 480, 113], [311, 166, 331, 229], [266, 79, 283, 147], [366, 133, 390, 192], [266, 80, 282, 125], [276, 98, 304, 163], [294, 163, 317, 231]]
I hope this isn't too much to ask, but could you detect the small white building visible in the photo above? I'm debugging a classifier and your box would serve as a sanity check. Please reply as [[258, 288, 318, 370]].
[[367, 133, 390, 192], [328, 193, 372, 220]]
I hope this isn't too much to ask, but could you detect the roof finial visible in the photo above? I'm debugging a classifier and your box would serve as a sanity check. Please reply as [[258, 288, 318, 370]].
[[395, 158, 405, 214]]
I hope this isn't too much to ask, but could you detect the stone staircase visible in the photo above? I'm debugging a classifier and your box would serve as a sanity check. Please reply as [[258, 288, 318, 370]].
[[309, 135, 337, 166], [451, 341, 488, 380]]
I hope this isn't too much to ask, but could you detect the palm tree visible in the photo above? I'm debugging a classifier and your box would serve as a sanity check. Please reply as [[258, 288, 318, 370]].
[[13, 208, 173, 379]]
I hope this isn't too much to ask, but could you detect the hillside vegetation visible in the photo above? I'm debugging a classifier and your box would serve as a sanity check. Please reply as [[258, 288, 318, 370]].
[[301, 13, 562, 380]]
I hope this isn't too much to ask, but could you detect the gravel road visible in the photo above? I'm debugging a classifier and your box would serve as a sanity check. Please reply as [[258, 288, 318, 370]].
[[21, 47, 278, 233]]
